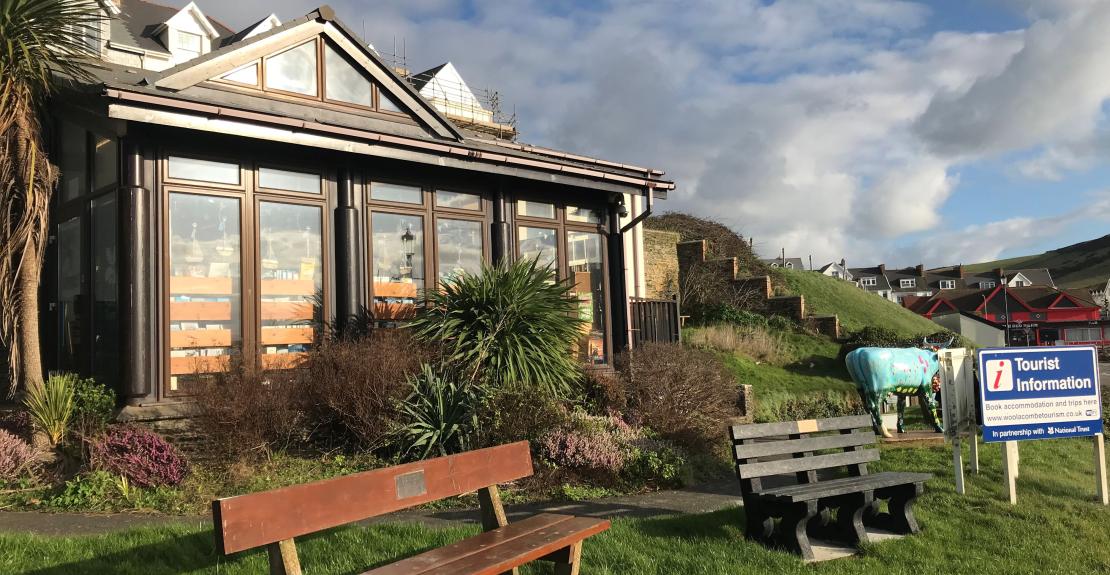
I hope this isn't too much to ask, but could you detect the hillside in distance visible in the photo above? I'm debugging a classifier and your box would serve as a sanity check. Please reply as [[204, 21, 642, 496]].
[[963, 233, 1110, 289]]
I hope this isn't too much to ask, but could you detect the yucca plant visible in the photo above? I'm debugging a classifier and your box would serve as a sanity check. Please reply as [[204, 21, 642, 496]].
[[397, 364, 480, 460], [23, 372, 76, 447], [410, 258, 586, 396], [1, 0, 104, 398]]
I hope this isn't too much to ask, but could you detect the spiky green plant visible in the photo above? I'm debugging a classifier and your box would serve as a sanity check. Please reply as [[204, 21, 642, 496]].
[[23, 373, 76, 446], [1, 0, 103, 397], [397, 364, 480, 460], [410, 258, 586, 396]]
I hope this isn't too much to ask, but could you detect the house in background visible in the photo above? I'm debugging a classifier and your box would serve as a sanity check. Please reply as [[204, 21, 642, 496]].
[[1090, 278, 1110, 317], [817, 260, 853, 281], [37, 1, 673, 409], [408, 62, 517, 139], [761, 257, 805, 270], [849, 265, 896, 301]]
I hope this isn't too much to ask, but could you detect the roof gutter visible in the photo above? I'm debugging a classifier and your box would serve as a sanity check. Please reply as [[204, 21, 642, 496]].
[[103, 88, 675, 192]]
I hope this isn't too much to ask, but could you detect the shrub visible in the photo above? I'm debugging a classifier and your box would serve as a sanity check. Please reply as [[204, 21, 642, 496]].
[[411, 259, 585, 396], [71, 377, 115, 437], [623, 437, 688, 489], [0, 429, 39, 482], [618, 342, 738, 455], [192, 354, 307, 459], [24, 373, 76, 446], [89, 425, 189, 488], [0, 409, 31, 439], [539, 414, 629, 478], [396, 364, 481, 460], [755, 391, 865, 423], [303, 330, 426, 450], [580, 368, 629, 415], [476, 385, 569, 448]]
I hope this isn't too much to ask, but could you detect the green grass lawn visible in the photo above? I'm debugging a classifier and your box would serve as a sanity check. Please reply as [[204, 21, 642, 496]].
[[776, 268, 942, 335], [5, 438, 1106, 574]]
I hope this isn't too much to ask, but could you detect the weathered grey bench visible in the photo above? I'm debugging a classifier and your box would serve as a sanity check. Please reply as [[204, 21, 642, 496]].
[[212, 442, 609, 574], [728, 415, 931, 560]]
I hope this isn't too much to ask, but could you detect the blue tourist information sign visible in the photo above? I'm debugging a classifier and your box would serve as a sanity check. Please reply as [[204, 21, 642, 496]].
[[978, 346, 1103, 443]]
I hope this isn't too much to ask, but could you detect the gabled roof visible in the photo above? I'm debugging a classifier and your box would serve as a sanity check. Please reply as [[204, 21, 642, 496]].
[[110, 0, 234, 54], [218, 14, 281, 48], [762, 257, 805, 270]]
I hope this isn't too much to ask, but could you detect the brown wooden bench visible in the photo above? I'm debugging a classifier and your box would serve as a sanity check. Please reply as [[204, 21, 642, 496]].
[[211, 442, 609, 574], [728, 415, 932, 561]]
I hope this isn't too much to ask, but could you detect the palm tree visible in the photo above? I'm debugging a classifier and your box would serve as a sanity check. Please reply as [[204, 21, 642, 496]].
[[0, 0, 103, 397]]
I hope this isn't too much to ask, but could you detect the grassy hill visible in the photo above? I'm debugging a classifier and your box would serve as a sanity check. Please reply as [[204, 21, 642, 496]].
[[775, 267, 942, 335], [963, 233, 1110, 289]]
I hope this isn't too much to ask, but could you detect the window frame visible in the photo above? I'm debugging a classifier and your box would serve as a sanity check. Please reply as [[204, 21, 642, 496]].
[[939, 279, 956, 290], [861, 277, 877, 287], [215, 61, 262, 88], [162, 152, 246, 191], [261, 38, 321, 99], [174, 29, 204, 57], [900, 278, 916, 289], [255, 163, 325, 196]]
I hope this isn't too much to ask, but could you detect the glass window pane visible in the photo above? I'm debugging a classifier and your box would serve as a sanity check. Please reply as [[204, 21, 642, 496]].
[[437, 219, 483, 282], [324, 43, 372, 107], [258, 167, 321, 193], [91, 194, 120, 387], [518, 226, 557, 270], [567, 230, 606, 364], [518, 200, 554, 219], [58, 217, 83, 372], [221, 63, 258, 85], [372, 212, 424, 322], [435, 190, 481, 211], [168, 156, 240, 185], [567, 206, 603, 224], [93, 135, 117, 190], [371, 182, 422, 204], [168, 193, 241, 391], [260, 203, 323, 369], [379, 88, 402, 113], [59, 120, 87, 203], [265, 41, 318, 96]]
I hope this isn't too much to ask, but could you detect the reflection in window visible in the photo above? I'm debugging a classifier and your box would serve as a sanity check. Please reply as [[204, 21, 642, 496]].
[[435, 190, 481, 211], [265, 41, 318, 96], [437, 219, 483, 282], [566, 206, 603, 224], [93, 135, 117, 191], [168, 156, 240, 185], [58, 217, 82, 372], [59, 120, 87, 203], [91, 194, 120, 387], [518, 226, 557, 270], [258, 167, 321, 193], [379, 89, 402, 113], [372, 213, 424, 321], [567, 231, 606, 365], [260, 203, 322, 370], [371, 182, 422, 204], [221, 63, 258, 85], [518, 200, 554, 219], [324, 43, 372, 107], [168, 193, 241, 391]]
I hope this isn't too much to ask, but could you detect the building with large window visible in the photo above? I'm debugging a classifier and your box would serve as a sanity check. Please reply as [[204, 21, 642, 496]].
[[43, 2, 672, 408]]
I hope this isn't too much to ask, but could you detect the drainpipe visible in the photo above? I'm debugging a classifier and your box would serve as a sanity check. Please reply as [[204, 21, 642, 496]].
[[122, 141, 151, 404], [609, 199, 629, 353], [335, 166, 361, 329], [492, 183, 510, 264]]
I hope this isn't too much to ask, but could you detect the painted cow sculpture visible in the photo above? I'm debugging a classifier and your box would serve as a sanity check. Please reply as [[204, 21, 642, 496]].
[[845, 343, 945, 438]]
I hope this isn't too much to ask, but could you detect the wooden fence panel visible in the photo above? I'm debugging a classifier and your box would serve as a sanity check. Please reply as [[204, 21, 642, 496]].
[[629, 297, 681, 347]]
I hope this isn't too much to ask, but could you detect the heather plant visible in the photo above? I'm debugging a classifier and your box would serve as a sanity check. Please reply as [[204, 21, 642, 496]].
[[89, 425, 188, 488], [539, 422, 627, 476], [411, 259, 585, 396], [0, 409, 31, 439], [0, 428, 39, 482], [24, 372, 76, 446]]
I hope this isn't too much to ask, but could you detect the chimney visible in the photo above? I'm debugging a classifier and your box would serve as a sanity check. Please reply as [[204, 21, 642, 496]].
[[879, 263, 886, 274], [840, 258, 846, 267], [958, 264, 965, 278], [915, 264, 925, 277], [994, 267, 1004, 280]]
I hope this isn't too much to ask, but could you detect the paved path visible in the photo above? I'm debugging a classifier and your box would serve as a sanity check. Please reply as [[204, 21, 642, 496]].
[[0, 479, 741, 536]]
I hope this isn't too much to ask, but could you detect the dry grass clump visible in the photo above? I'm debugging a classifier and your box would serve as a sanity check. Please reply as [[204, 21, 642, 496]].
[[686, 324, 785, 364]]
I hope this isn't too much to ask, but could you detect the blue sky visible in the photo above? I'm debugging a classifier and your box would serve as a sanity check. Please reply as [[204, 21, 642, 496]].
[[177, 0, 1110, 268]]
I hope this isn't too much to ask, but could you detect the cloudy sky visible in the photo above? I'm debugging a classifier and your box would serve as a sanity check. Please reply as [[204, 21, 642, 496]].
[[177, 0, 1110, 267]]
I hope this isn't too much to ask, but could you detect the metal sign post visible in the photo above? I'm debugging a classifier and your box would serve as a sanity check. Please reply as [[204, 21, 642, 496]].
[[978, 346, 1105, 505], [939, 348, 978, 494]]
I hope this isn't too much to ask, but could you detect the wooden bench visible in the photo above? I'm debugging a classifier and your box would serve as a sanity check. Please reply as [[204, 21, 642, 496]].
[[211, 442, 609, 574], [728, 415, 931, 560]]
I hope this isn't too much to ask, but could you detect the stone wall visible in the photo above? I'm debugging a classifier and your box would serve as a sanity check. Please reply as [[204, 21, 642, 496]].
[[644, 229, 681, 299]]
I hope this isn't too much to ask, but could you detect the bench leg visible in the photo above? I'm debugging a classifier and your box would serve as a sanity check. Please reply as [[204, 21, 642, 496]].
[[266, 539, 302, 575], [551, 541, 582, 575], [868, 483, 923, 534], [833, 493, 872, 545], [779, 501, 819, 561], [743, 502, 775, 544]]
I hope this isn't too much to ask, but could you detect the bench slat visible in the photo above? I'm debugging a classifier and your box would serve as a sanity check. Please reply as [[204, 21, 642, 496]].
[[759, 472, 933, 502], [736, 448, 880, 479], [366, 514, 576, 575], [729, 415, 871, 440], [214, 442, 533, 555], [412, 517, 611, 575], [733, 431, 876, 460]]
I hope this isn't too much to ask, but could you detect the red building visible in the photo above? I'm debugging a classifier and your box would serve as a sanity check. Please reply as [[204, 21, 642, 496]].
[[905, 285, 1110, 348]]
